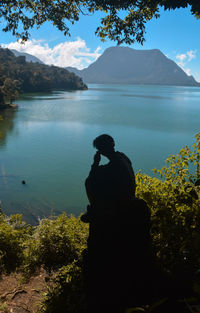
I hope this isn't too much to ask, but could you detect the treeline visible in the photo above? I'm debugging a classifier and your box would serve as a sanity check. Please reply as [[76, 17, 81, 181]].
[[0, 48, 87, 106]]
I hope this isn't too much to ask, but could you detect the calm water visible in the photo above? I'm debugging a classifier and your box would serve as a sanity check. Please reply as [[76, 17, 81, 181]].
[[0, 84, 200, 223]]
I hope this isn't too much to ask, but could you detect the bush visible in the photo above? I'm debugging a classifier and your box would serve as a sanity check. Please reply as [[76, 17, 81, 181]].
[[136, 132, 200, 275], [23, 213, 88, 274], [40, 262, 86, 313], [0, 211, 88, 276], [0, 213, 32, 274]]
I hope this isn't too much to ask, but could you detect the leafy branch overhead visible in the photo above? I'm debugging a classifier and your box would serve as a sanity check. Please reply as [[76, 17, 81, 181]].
[[0, 0, 200, 44]]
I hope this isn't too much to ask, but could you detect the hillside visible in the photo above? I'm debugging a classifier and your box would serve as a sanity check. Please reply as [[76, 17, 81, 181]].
[[0, 48, 87, 106], [11, 49, 44, 64], [66, 46, 200, 86]]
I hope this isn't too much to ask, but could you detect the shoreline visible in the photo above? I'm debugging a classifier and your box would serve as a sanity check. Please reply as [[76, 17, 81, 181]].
[[0, 103, 18, 111]]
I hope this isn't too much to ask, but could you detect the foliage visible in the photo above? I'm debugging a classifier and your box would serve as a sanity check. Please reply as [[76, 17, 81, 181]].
[[0, 47, 87, 105], [23, 213, 88, 275], [0, 302, 8, 313], [0, 213, 32, 274], [0, 77, 21, 104], [0, 211, 88, 277], [40, 262, 86, 313], [136, 132, 200, 275], [0, 211, 88, 311], [0, 1, 200, 44]]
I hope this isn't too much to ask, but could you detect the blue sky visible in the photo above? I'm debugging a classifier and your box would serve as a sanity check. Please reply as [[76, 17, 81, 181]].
[[1, 6, 200, 81]]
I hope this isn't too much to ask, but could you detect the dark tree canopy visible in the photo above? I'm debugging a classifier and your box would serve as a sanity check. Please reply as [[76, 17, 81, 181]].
[[0, 0, 200, 44]]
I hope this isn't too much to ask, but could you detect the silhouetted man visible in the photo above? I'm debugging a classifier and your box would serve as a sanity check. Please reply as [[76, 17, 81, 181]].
[[84, 134, 136, 221], [82, 135, 192, 313], [82, 135, 153, 313]]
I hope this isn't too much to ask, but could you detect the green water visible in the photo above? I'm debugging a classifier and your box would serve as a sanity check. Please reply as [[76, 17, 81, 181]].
[[0, 84, 200, 223]]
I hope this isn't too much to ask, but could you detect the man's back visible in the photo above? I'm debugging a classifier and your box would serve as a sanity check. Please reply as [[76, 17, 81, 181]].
[[83, 135, 154, 312], [85, 150, 136, 216]]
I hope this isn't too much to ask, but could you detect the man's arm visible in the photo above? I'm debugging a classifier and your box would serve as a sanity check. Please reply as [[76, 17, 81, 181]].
[[89, 151, 101, 175], [84, 151, 101, 211]]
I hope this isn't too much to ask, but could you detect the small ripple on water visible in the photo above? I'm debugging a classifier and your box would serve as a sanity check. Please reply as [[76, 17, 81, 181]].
[[33, 96, 75, 100], [121, 93, 170, 99]]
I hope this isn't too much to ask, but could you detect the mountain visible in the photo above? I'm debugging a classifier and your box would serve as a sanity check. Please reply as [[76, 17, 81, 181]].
[[11, 49, 44, 64], [66, 46, 200, 87]]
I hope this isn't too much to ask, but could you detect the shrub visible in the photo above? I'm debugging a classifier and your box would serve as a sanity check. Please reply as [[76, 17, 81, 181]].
[[40, 261, 86, 313], [0, 213, 32, 274], [136, 132, 200, 275], [23, 213, 88, 274]]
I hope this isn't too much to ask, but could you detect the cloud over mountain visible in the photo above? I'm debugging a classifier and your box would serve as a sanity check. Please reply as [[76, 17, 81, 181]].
[[2, 38, 102, 69], [176, 50, 197, 76]]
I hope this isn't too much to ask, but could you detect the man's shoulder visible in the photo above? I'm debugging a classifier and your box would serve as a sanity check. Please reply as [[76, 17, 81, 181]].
[[115, 151, 132, 164]]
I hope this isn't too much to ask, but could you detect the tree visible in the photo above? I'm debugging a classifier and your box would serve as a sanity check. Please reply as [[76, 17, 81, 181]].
[[0, 78, 20, 104], [0, 48, 87, 96], [0, 1, 199, 45]]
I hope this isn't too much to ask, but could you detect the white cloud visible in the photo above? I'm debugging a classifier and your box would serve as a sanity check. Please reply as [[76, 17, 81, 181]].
[[175, 50, 197, 76], [187, 50, 196, 61], [2, 38, 102, 69], [183, 68, 191, 76], [176, 53, 187, 65]]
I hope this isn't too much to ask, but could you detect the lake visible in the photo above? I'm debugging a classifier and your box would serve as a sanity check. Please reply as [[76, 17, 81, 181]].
[[0, 84, 200, 223]]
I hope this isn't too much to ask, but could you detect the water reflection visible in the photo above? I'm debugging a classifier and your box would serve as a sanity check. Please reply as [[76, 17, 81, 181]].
[[0, 108, 17, 148]]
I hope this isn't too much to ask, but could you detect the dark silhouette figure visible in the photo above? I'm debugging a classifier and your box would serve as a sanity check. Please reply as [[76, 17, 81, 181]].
[[83, 134, 136, 222], [82, 135, 154, 313], [81, 135, 194, 313]]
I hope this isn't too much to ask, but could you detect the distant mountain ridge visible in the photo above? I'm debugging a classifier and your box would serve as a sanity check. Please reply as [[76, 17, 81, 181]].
[[11, 49, 44, 64], [66, 46, 200, 87]]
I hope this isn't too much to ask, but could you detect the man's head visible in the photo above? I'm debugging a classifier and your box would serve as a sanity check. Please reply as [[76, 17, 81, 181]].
[[93, 134, 115, 156]]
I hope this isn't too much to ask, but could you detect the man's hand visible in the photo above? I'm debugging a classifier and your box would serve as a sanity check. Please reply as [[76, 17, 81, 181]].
[[93, 151, 101, 165]]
